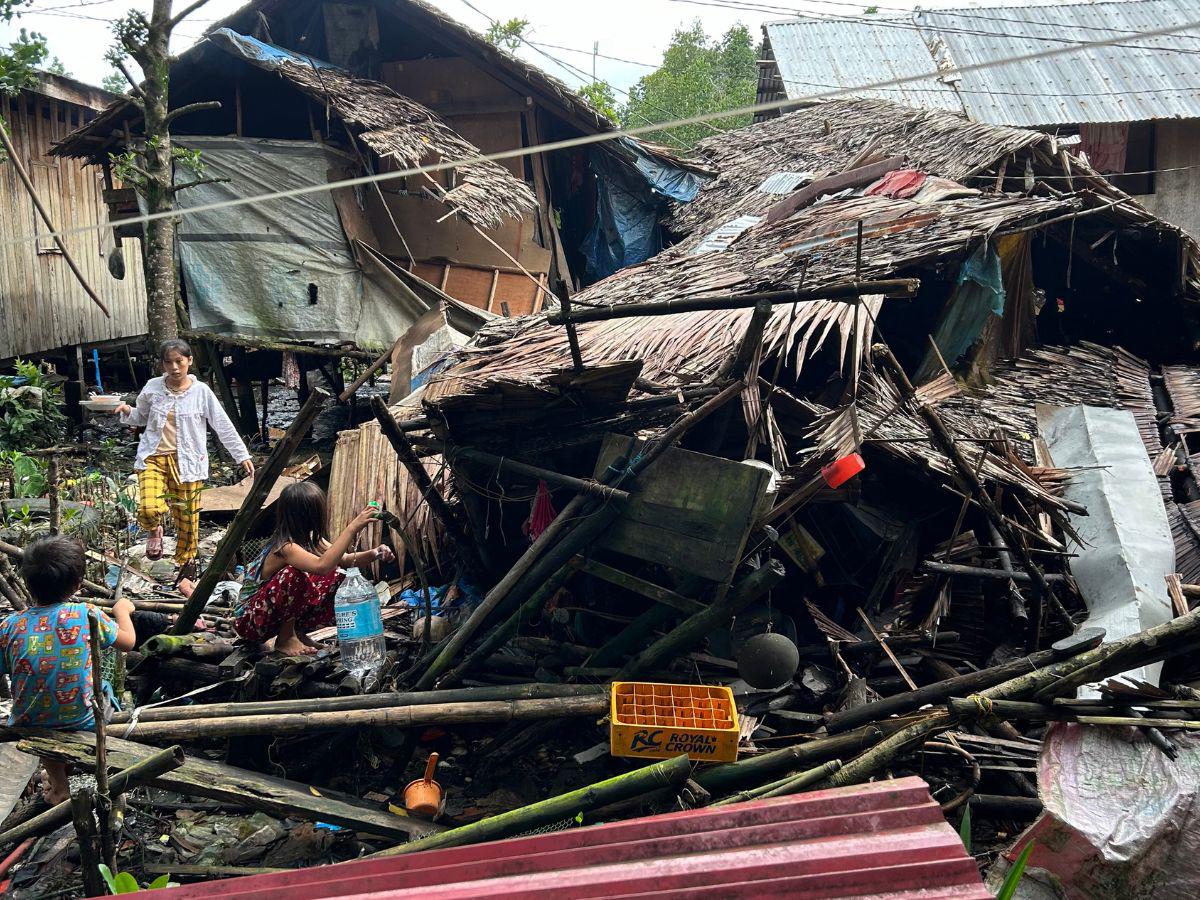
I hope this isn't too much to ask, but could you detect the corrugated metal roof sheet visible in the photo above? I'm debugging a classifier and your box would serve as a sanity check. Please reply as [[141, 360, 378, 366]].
[[764, 19, 966, 115], [766, 1, 1200, 127], [920, 1, 1200, 126], [141, 776, 990, 899]]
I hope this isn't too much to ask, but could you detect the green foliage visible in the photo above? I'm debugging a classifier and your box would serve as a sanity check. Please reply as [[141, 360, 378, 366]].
[[99, 864, 178, 894], [101, 70, 129, 95], [484, 17, 529, 52], [44, 56, 66, 77], [620, 20, 757, 148], [578, 81, 618, 123], [0, 28, 48, 97], [0, 360, 68, 452], [997, 843, 1035, 900], [108, 10, 150, 61], [958, 803, 971, 853], [0, 451, 46, 497]]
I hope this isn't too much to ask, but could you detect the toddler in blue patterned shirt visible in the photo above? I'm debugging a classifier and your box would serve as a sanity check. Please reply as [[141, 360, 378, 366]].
[[0, 536, 136, 803]]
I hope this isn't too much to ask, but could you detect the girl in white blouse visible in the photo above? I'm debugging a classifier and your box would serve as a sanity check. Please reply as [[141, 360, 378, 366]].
[[113, 339, 255, 580]]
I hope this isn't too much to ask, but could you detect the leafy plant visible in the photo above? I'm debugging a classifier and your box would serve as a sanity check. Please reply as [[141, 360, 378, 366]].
[[996, 842, 1035, 900], [99, 864, 178, 894], [958, 803, 971, 853], [0, 27, 47, 99], [484, 17, 529, 52], [578, 82, 618, 123], [6, 451, 46, 497], [0, 359, 68, 451]]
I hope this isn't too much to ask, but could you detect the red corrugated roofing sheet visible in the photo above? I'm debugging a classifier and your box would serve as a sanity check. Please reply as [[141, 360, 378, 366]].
[[141, 775, 988, 899]]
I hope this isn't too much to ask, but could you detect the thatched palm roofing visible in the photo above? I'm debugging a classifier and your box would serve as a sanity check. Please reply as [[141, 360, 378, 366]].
[[424, 190, 1072, 403]]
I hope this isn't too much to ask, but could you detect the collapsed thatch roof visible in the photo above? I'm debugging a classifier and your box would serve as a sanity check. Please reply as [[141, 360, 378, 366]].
[[668, 100, 1200, 300], [425, 190, 1072, 402], [670, 99, 1047, 238], [206, 30, 535, 230]]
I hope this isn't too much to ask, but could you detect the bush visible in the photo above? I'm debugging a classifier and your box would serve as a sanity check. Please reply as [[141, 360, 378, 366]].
[[0, 359, 68, 451]]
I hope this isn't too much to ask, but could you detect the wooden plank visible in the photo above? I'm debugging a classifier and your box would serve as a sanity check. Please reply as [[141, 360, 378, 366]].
[[592, 435, 770, 582], [765, 156, 906, 224], [576, 556, 706, 614], [16, 730, 439, 840]]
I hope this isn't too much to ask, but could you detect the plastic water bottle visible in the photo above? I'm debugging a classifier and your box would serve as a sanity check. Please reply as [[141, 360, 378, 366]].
[[334, 567, 386, 683]]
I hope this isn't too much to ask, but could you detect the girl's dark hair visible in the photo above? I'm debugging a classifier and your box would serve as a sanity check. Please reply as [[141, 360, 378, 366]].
[[159, 338, 193, 361], [272, 482, 329, 554]]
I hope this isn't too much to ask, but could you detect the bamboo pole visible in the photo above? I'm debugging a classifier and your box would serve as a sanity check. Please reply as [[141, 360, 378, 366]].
[[373, 754, 693, 857], [109, 682, 606, 724], [0, 745, 185, 848], [548, 279, 919, 324], [824, 628, 1104, 734], [448, 447, 631, 503], [171, 389, 329, 634], [692, 728, 881, 795], [120, 694, 609, 743], [712, 759, 843, 806], [338, 341, 397, 402], [0, 119, 110, 318], [617, 559, 786, 679]]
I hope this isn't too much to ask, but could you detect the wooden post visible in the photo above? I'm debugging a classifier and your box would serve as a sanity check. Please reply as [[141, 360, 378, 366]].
[[198, 340, 242, 433], [338, 342, 396, 402], [170, 389, 329, 634], [47, 455, 61, 535], [0, 119, 110, 318], [450, 447, 630, 504], [87, 611, 115, 870], [370, 395, 483, 578], [69, 788, 106, 897]]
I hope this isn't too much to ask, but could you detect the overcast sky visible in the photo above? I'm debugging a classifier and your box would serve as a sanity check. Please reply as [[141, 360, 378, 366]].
[[0, 0, 993, 95]]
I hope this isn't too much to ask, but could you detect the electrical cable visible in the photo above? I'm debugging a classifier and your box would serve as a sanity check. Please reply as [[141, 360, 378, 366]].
[[5, 10, 1198, 252]]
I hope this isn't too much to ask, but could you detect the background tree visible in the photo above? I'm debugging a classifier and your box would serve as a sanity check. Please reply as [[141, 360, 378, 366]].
[[100, 69, 128, 94], [0, 26, 47, 102], [621, 20, 757, 148], [106, 0, 221, 350], [484, 17, 529, 52], [577, 81, 618, 123]]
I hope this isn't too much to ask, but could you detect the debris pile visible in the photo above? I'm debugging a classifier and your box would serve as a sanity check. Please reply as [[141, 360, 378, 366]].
[[5, 97, 1200, 895]]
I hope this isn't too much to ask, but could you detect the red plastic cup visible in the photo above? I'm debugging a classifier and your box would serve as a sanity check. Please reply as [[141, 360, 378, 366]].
[[821, 452, 866, 488]]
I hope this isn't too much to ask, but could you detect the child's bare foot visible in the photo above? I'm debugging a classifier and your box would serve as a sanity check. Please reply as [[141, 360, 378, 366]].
[[274, 636, 318, 655], [299, 632, 324, 650]]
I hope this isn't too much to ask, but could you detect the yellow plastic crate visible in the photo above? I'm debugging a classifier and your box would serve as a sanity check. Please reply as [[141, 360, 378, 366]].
[[610, 681, 739, 763]]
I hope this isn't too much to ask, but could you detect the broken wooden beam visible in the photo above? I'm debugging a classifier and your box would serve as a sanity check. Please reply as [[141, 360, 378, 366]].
[[548, 278, 919, 325], [171, 388, 329, 634], [449, 446, 631, 504], [918, 561, 1069, 583], [16, 731, 438, 840], [374, 753, 692, 857]]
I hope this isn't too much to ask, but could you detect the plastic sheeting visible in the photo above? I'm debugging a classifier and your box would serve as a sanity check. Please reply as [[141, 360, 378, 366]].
[[581, 139, 709, 281], [176, 137, 418, 347], [1000, 724, 1200, 899], [1038, 405, 1175, 692], [208, 28, 340, 73], [916, 241, 1005, 381]]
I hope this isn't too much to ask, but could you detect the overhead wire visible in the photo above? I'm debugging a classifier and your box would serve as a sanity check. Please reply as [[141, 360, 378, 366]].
[[5, 10, 1200, 252], [665, 0, 1200, 57]]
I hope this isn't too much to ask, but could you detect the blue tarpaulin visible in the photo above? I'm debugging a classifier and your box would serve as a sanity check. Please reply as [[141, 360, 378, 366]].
[[581, 139, 708, 281]]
